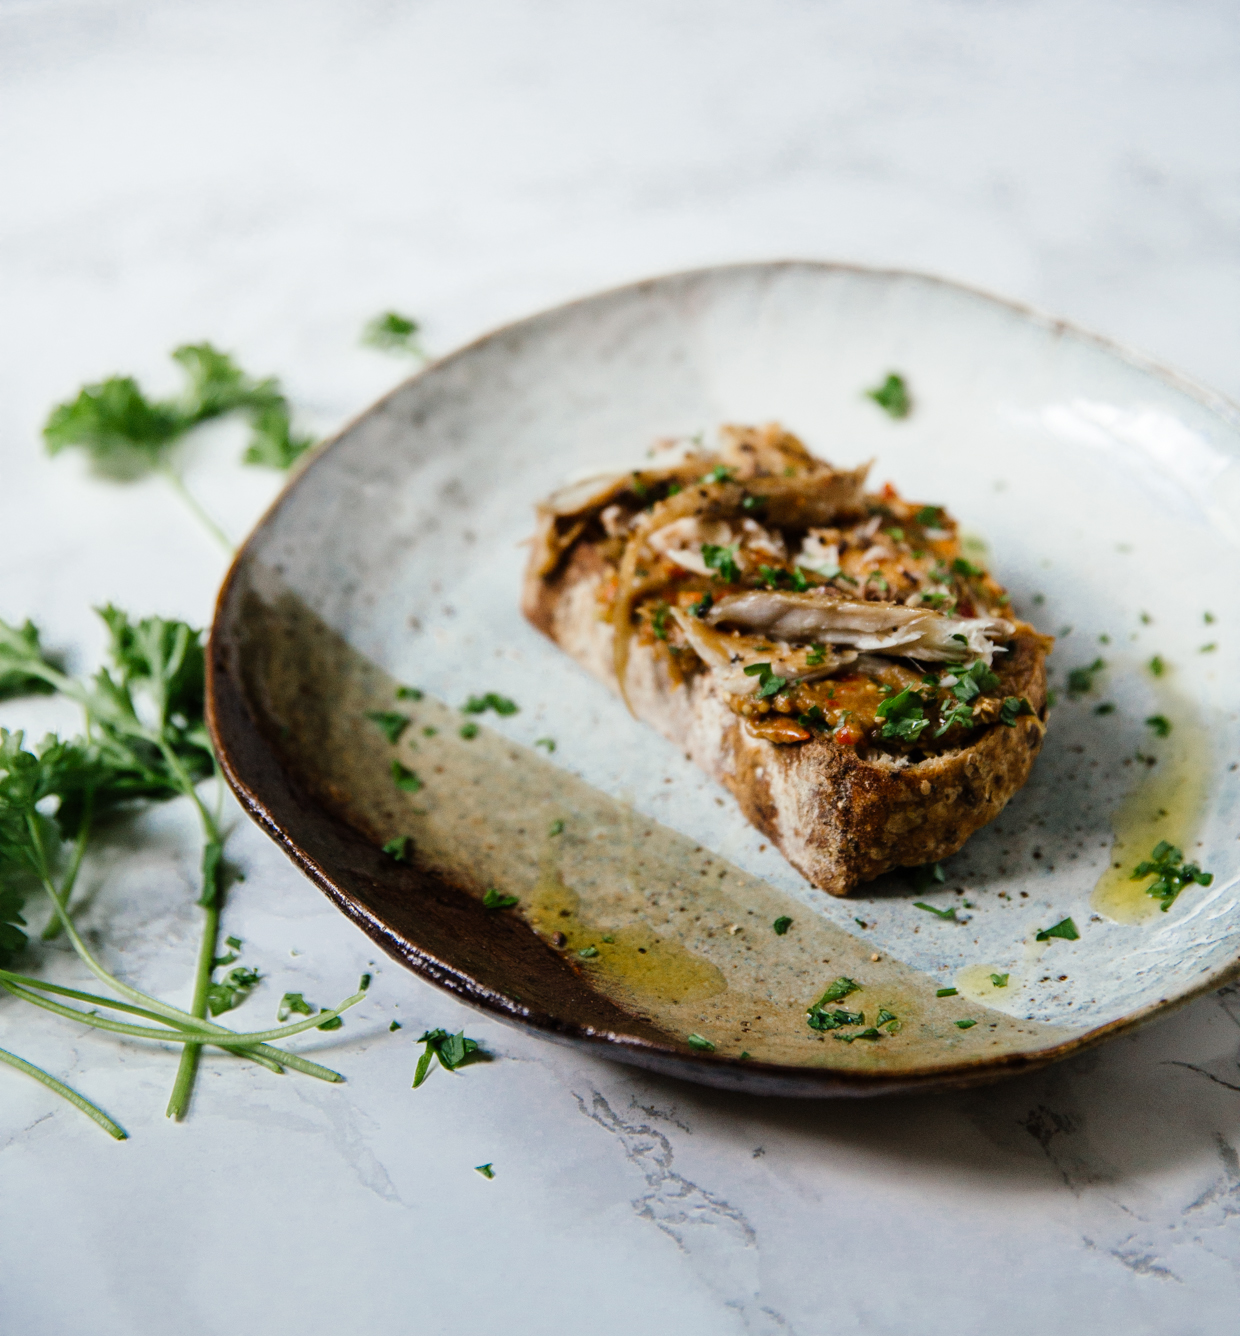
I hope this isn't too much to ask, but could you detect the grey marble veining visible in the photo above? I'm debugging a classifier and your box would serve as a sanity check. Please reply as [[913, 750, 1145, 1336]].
[[1, 2, 1238, 1332]]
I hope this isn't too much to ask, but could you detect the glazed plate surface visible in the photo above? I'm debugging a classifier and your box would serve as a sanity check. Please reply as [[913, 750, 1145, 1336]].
[[209, 262, 1240, 1096]]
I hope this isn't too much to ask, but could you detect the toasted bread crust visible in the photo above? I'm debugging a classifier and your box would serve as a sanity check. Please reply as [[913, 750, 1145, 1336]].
[[522, 543, 1048, 896]]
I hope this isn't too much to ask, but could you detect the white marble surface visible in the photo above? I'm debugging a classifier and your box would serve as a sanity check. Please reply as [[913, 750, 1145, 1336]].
[[2, 3, 1239, 1332]]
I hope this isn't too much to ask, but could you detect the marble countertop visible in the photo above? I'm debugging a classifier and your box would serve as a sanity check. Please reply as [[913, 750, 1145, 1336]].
[[2, 3, 1239, 1332]]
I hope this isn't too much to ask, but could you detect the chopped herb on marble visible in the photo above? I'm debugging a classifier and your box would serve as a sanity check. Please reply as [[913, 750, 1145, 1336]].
[[474, 1162, 496, 1179], [277, 991, 315, 1022], [413, 1028, 482, 1087], [389, 1020, 402, 1031]]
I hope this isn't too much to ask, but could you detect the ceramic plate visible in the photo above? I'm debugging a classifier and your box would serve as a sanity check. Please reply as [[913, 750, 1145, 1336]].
[[208, 262, 1240, 1097]]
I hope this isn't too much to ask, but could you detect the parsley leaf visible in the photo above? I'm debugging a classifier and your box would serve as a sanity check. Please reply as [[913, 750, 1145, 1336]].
[[701, 543, 742, 584], [742, 662, 788, 699], [391, 761, 423, 793], [865, 372, 911, 419], [413, 1028, 483, 1087], [277, 991, 315, 1022], [383, 835, 412, 862], [999, 696, 1033, 727], [955, 1019, 977, 1030], [700, 465, 736, 485], [952, 557, 984, 578], [1145, 714, 1172, 738], [805, 643, 827, 667], [916, 505, 941, 525], [0, 620, 60, 701], [1035, 917, 1079, 942], [365, 710, 410, 744], [875, 687, 929, 741], [688, 590, 714, 618], [1066, 658, 1105, 697], [361, 311, 426, 357], [1130, 841, 1213, 911], [686, 1033, 716, 1052], [483, 887, 519, 910], [989, 973, 1009, 988], [475, 1162, 496, 1179], [205, 965, 261, 1017], [772, 915, 793, 935], [651, 603, 670, 640], [814, 978, 860, 1006], [462, 692, 519, 716], [808, 1007, 865, 1032]]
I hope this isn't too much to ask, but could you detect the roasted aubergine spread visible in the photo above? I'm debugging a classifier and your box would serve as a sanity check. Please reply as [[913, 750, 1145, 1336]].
[[522, 423, 1051, 895]]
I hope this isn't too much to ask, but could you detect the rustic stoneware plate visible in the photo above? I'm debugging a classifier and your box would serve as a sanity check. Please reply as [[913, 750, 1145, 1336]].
[[208, 262, 1240, 1097]]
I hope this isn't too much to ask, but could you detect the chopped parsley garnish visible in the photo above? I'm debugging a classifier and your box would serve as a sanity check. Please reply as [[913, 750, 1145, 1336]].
[[651, 603, 670, 640], [989, 973, 1009, 988], [396, 685, 424, 700], [316, 1013, 343, 1032], [1147, 656, 1166, 677], [885, 527, 905, 542], [935, 987, 958, 997], [383, 835, 412, 862], [630, 472, 649, 499], [700, 465, 736, 485], [875, 1007, 900, 1033], [797, 706, 829, 733], [459, 723, 479, 739], [1144, 715, 1172, 738], [789, 567, 810, 591], [535, 736, 556, 752], [1205, 611, 1216, 624], [865, 372, 911, 419], [361, 311, 426, 357], [475, 1163, 496, 1179], [834, 1028, 882, 1043], [741, 493, 767, 513], [702, 543, 742, 584], [205, 966, 261, 1017], [914, 902, 958, 921], [1094, 703, 1115, 716], [389, 1020, 402, 1031], [391, 761, 423, 793], [772, 916, 793, 935], [463, 692, 518, 716], [743, 662, 788, 700], [1000, 696, 1034, 727], [1201, 642, 1218, 653], [915, 505, 941, 525], [805, 643, 827, 667], [482, 887, 519, 910], [875, 686, 929, 741], [413, 1028, 482, 1087], [952, 557, 984, 578], [807, 1007, 865, 1033], [577, 946, 599, 958], [277, 992, 315, 1021], [1035, 917, 1079, 942], [758, 565, 786, 590], [423, 726, 438, 737], [548, 819, 564, 837], [1130, 841, 1213, 911], [688, 590, 714, 618], [1066, 658, 1105, 697], [365, 710, 410, 744], [359, 973, 372, 992], [954, 1019, 977, 1030], [686, 1033, 716, 1052]]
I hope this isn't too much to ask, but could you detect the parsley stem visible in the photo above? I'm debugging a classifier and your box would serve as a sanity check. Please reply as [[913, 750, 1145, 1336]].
[[0, 1045, 127, 1140], [41, 790, 95, 942], [166, 895, 218, 1120], [157, 464, 235, 555]]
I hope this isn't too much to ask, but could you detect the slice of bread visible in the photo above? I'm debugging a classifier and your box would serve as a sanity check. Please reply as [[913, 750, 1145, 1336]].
[[523, 425, 1050, 895]]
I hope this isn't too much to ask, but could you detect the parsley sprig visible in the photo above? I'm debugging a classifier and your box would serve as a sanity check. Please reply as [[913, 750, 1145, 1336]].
[[0, 610, 367, 1134], [44, 343, 314, 550]]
